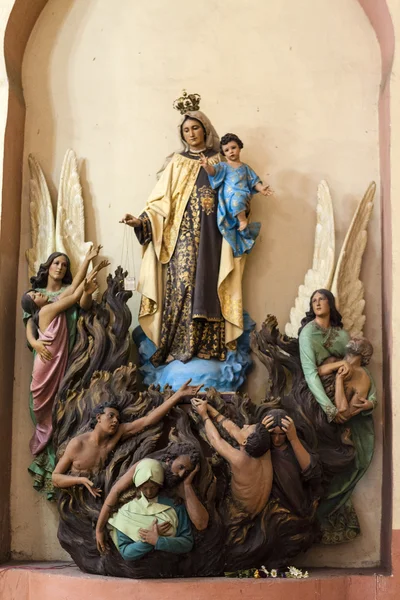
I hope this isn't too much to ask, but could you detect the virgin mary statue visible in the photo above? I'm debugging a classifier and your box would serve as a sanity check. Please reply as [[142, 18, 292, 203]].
[[122, 93, 245, 367]]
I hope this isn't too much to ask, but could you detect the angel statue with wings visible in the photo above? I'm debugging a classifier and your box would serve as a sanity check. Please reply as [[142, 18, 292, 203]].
[[297, 288, 377, 543], [23, 150, 98, 498], [283, 180, 378, 543]]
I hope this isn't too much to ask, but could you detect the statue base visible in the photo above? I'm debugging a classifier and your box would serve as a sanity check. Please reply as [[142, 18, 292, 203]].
[[0, 555, 397, 600], [133, 312, 255, 391]]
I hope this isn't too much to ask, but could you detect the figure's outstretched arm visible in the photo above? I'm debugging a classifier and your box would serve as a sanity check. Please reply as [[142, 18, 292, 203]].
[[59, 244, 102, 299], [120, 214, 142, 228], [207, 404, 243, 444], [192, 399, 240, 464], [96, 462, 139, 553], [79, 259, 110, 311], [39, 272, 98, 331], [254, 182, 273, 196], [119, 379, 202, 442]]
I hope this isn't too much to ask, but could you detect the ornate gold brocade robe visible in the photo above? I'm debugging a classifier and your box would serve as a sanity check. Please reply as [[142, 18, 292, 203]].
[[135, 150, 245, 365]]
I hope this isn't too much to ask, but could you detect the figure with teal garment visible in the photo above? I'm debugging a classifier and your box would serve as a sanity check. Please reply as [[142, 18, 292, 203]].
[[200, 133, 272, 257], [22, 245, 102, 498], [299, 289, 377, 543], [108, 458, 194, 561]]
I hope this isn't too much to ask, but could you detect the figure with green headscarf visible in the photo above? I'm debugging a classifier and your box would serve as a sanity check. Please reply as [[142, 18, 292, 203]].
[[107, 458, 194, 561], [96, 443, 208, 555]]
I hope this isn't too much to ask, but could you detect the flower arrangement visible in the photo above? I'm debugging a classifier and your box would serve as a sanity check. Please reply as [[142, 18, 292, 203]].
[[225, 565, 309, 579], [255, 565, 309, 579]]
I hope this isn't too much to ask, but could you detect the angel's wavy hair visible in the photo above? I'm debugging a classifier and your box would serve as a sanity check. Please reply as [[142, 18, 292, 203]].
[[21, 290, 40, 337], [298, 288, 343, 335], [30, 252, 72, 289]]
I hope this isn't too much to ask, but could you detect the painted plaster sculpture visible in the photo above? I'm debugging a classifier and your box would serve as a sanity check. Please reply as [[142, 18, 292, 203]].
[[49, 272, 322, 578], [285, 181, 375, 338], [252, 308, 376, 544], [120, 93, 254, 392], [53, 349, 322, 577], [22, 247, 106, 497], [200, 132, 272, 257], [50, 173, 376, 575], [23, 151, 97, 496], [26, 149, 93, 280]]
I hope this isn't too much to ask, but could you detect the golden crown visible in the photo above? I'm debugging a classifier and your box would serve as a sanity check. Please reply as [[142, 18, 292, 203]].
[[173, 90, 201, 114]]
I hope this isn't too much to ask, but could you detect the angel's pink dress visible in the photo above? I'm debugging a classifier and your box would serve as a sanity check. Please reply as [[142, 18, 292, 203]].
[[29, 305, 68, 456]]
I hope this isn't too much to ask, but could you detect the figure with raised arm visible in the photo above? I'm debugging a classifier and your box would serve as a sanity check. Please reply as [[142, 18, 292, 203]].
[[95, 442, 208, 554], [52, 380, 202, 498], [24, 246, 102, 362], [262, 409, 322, 517], [191, 398, 272, 518], [200, 133, 272, 257], [21, 245, 103, 496], [21, 262, 108, 463]]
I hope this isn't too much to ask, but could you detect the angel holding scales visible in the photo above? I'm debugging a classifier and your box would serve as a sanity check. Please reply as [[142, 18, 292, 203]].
[[121, 91, 245, 367]]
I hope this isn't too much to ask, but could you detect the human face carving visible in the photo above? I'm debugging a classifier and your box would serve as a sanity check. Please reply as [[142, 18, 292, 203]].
[[182, 119, 205, 150], [28, 290, 49, 308], [170, 454, 193, 480], [312, 292, 330, 318], [97, 407, 120, 434], [270, 426, 287, 449], [138, 480, 161, 500], [222, 141, 241, 162], [48, 255, 68, 282]]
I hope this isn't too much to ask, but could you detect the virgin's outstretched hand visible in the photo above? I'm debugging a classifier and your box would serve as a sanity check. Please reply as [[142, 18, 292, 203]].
[[120, 214, 141, 228]]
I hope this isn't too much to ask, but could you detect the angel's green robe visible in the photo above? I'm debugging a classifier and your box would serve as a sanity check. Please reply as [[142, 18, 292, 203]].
[[299, 321, 376, 543]]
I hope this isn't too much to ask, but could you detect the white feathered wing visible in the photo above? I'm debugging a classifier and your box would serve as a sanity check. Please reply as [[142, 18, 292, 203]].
[[285, 180, 335, 337], [55, 149, 92, 276], [25, 154, 56, 280], [331, 182, 376, 337]]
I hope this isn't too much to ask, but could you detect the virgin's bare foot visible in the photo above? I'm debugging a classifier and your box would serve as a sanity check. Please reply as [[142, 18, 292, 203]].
[[238, 220, 248, 231]]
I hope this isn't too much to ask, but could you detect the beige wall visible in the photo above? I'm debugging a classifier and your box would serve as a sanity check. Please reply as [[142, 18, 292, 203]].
[[10, 0, 383, 566]]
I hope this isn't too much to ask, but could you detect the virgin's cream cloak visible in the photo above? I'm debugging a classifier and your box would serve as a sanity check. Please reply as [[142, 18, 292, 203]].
[[138, 152, 245, 347]]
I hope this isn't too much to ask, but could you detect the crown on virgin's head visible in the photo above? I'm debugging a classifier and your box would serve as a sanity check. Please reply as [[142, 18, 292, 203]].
[[173, 90, 201, 114]]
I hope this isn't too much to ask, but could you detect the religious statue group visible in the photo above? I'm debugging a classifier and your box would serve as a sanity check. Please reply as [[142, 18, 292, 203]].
[[20, 92, 377, 578]]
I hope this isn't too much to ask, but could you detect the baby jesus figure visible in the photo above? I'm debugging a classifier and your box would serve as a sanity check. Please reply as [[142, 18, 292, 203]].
[[200, 133, 272, 257]]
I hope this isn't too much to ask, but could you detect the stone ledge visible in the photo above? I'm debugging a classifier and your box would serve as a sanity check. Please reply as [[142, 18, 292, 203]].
[[0, 557, 398, 600]]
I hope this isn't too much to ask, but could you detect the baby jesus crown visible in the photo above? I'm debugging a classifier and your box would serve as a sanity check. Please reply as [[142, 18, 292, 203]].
[[173, 90, 201, 114]]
